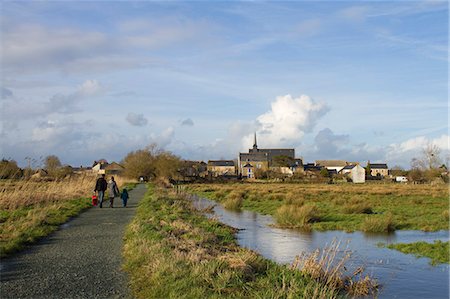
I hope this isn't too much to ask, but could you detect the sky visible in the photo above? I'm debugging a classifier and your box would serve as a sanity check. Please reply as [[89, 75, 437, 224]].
[[1, 1, 448, 168]]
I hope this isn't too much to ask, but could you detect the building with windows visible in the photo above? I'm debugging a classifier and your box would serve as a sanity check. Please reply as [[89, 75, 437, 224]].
[[238, 133, 301, 178]]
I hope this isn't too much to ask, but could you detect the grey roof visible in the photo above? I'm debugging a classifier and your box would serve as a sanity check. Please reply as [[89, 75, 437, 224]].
[[342, 165, 356, 170], [370, 163, 388, 169], [243, 163, 253, 168], [208, 160, 235, 167], [315, 160, 348, 167]]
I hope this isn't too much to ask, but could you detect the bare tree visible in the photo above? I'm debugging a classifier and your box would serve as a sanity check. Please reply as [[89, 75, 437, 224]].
[[411, 144, 442, 170]]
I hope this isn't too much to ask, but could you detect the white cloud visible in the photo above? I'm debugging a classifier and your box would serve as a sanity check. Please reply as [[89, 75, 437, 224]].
[[126, 113, 148, 127], [77, 80, 102, 97], [385, 134, 449, 167], [242, 94, 329, 149]]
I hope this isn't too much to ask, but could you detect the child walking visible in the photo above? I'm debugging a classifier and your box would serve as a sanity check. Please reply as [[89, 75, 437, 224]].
[[121, 188, 129, 207]]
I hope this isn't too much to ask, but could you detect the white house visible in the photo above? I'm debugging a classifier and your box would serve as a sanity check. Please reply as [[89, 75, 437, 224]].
[[315, 160, 348, 173], [340, 164, 365, 183]]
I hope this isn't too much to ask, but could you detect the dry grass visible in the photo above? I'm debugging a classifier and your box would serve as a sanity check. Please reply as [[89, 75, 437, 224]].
[[275, 204, 320, 230], [222, 191, 245, 210], [361, 212, 396, 233], [0, 174, 128, 210], [292, 239, 379, 297], [0, 174, 131, 256]]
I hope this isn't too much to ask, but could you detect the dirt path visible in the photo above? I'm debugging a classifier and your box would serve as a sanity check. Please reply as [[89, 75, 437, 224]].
[[1, 184, 147, 299]]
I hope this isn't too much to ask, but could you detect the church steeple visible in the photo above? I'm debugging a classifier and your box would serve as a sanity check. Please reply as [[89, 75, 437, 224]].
[[253, 132, 258, 151]]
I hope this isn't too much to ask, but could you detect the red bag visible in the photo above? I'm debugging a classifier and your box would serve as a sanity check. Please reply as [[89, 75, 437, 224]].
[[92, 195, 98, 206]]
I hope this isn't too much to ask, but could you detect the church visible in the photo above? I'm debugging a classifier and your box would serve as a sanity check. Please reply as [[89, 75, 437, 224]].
[[238, 133, 301, 178]]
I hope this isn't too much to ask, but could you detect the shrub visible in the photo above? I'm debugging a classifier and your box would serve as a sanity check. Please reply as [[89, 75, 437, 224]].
[[222, 191, 244, 210], [361, 213, 395, 233], [275, 204, 320, 229]]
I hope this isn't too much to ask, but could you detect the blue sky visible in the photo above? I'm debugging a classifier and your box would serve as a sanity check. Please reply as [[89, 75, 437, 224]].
[[1, 1, 448, 168]]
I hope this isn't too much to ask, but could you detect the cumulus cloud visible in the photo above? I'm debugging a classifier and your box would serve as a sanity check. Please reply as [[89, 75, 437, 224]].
[[126, 113, 148, 127], [385, 134, 449, 167], [181, 118, 194, 126], [242, 94, 329, 149]]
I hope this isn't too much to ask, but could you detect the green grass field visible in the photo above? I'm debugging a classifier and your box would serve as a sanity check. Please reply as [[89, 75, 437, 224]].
[[0, 198, 91, 257], [186, 182, 449, 232], [385, 240, 449, 265], [123, 185, 379, 298]]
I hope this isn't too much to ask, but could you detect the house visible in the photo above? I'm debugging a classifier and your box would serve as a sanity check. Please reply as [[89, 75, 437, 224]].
[[340, 164, 365, 183], [207, 160, 236, 177], [92, 161, 107, 174], [179, 160, 208, 179], [368, 163, 389, 177], [315, 160, 349, 173], [238, 133, 297, 177], [242, 163, 254, 178], [105, 162, 125, 175]]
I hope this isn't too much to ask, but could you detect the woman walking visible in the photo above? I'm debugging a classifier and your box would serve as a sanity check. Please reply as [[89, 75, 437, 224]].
[[108, 176, 120, 208]]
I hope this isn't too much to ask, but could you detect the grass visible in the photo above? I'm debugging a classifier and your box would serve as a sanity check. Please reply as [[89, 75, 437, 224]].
[[122, 185, 380, 298], [292, 239, 378, 297], [0, 175, 132, 257], [384, 240, 450, 265], [186, 183, 449, 232], [0, 198, 91, 256], [275, 204, 321, 230]]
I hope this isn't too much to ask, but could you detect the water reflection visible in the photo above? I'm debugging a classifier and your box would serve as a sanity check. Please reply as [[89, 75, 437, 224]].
[[192, 196, 449, 299]]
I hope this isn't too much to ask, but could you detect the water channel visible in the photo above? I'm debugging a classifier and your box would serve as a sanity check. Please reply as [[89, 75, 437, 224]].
[[192, 196, 449, 299]]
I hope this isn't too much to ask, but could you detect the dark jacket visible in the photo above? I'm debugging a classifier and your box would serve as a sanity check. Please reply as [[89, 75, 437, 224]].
[[94, 177, 107, 191]]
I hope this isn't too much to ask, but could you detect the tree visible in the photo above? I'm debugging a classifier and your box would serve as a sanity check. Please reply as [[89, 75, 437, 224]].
[[122, 143, 181, 180], [122, 148, 156, 179], [272, 155, 294, 167], [0, 159, 21, 179], [154, 152, 181, 179], [365, 162, 372, 177], [422, 144, 442, 170], [390, 165, 407, 177], [44, 155, 62, 171]]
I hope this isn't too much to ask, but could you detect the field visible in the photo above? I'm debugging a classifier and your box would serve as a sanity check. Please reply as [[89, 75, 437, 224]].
[[186, 182, 449, 232], [384, 240, 449, 265], [123, 185, 377, 298], [0, 175, 129, 257]]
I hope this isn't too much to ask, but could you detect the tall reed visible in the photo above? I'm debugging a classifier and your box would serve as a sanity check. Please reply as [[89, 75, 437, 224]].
[[291, 239, 378, 297]]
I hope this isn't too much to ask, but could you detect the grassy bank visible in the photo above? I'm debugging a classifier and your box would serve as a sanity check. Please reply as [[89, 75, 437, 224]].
[[0, 198, 91, 257], [0, 175, 132, 257], [385, 240, 449, 265], [123, 185, 377, 298], [186, 183, 449, 232]]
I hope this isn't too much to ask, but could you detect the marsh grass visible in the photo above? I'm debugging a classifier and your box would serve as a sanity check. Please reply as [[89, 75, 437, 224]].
[[342, 203, 373, 215], [292, 239, 378, 297], [361, 213, 396, 233], [386, 240, 449, 265], [275, 204, 320, 230], [123, 185, 346, 299], [222, 191, 245, 210], [186, 182, 448, 232]]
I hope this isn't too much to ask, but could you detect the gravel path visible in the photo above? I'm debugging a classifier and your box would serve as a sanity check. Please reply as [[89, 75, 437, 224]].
[[1, 183, 147, 299]]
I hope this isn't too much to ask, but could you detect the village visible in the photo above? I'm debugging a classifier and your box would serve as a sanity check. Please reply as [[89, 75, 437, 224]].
[[80, 134, 403, 184]]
